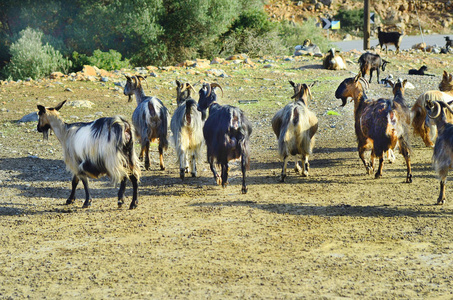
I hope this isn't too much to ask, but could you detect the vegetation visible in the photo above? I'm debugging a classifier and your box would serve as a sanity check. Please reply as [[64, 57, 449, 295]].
[[0, 0, 332, 80], [334, 9, 365, 36]]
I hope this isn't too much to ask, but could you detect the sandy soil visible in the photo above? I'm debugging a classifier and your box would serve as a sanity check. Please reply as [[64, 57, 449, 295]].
[[1, 51, 453, 299]]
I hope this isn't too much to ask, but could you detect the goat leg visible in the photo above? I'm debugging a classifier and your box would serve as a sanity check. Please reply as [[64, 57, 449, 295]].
[[375, 157, 384, 179], [129, 174, 139, 209], [179, 152, 186, 180], [280, 155, 290, 182], [438, 178, 446, 205], [241, 153, 248, 194], [158, 144, 165, 170], [144, 141, 150, 170], [118, 178, 127, 208], [66, 175, 79, 205], [221, 164, 229, 188], [302, 155, 309, 177], [294, 159, 302, 174], [209, 157, 221, 185], [191, 154, 197, 177], [81, 177, 92, 208], [358, 146, 372, 175], [400, 142, 412, 183]]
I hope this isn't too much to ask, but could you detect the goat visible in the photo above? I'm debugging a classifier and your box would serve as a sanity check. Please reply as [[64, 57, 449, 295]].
[[123, 75, 170, 170], [36, 101, 140, 209], [358, 52, 389, 84], [323, 48, 347, 70], [197, 82, 252, 194], [377, 26, 403, 53], [411, 70, 453, 147], [445, 36, 453, 52], [425, 99, 453, 205], [408, 65, 435, 76], [170, 80, 204, 180], [295, 39, 322, 55], [271, 81, 318, 181], [335, 74, 412, 182]]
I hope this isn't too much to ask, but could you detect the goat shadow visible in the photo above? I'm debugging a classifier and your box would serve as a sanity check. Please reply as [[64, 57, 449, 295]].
[[191, 200, 453, 218]]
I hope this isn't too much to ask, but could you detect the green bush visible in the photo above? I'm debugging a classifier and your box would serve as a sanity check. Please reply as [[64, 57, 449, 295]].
[[4, 27, 71, 80], [87, 49, 130, 71], [334, 9, 364, 34]]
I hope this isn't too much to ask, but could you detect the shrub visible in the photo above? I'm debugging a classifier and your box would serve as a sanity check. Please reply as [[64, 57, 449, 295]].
[[3, 27, 71, 80], [87, 49, 130, 71], [334, 9, 364, 35]]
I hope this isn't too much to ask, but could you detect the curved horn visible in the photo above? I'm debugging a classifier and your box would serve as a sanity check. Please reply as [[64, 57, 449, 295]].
[[125, 75, 131, 81], [210, 83, 223, 97], [427, 100, 441, 119], [205, 83, 212, 97]]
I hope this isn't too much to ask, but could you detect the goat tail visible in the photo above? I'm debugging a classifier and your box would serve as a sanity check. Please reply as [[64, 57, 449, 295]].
[[159, 105, 169, 151], [108, 116, 141, 183]]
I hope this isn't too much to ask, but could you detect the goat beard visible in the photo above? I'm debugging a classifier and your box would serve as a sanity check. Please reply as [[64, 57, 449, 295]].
[[42, 129, 49, 140], [128, 95, 132, 102]]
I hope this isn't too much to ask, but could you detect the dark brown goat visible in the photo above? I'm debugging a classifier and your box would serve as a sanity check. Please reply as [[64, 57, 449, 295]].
[[425, 99, 453, 204], [358, 52, 389, 84], [377, 26, 403, 53], [335, 74, 412, 182]]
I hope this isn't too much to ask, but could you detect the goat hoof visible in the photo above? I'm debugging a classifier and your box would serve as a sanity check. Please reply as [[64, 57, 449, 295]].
[[191, 172, 196, 178], [160, 164, 165, 171], [374, 173, 382, 179], [436, 199, 445, 205], [280, 174, 286, 182], [180, 169, 185, 180], [215, 176, 222, 186], [129, 202, 138, 209], [242, 186, 248, 194], [82, 200, 92, 208], [66, 198, 75, 205], [118, 199, 124, 208], [406, 174, 412, 183]]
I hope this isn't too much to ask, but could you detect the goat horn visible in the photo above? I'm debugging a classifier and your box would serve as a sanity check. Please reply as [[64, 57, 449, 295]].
[[205, 83, 212, 97], [427, 100, 441, 119], [210, 83, 223, 97], [125, 75, 131, 81]]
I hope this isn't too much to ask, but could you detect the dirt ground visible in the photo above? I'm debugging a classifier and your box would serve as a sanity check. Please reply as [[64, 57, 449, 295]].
[[1, 51, 453, 299]]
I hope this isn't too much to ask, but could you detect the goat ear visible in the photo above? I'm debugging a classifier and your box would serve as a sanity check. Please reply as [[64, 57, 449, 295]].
[[309, 81, 317, 88], [402, 79, 408, 87], [176, 80, 181, 87], [54, 100, 66, 111], [289, 81, 296, 88], [125, 75, 131, 81], [37, 105, 46, 114], [388, 80, 395, 88]]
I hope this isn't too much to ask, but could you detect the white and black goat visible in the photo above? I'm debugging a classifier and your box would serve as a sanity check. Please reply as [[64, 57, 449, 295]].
[[271, 81, 318, 181], [197, 83, 252, 194], [425, 99, 453, 205], [170, 80, 204, 180], [323, 48, 347, 70], [123, 75, 170, 170], [37, 101, 141, 209]]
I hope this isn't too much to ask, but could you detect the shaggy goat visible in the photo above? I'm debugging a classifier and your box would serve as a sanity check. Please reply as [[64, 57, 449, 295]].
[[124, 75, 170, 170], [445, 36, 453, 52], [197, 82, 252, 194], [411, 70, 453, 147], [358, 52, 389, 84], [37, 101, 141, 209], [425, 99, 453, 205], [335, 74, 412, 182], [323, 48, 347, 70], [170, 80, 204, 180], [377, 26, 403, 53], [271, 81, 318, 181]]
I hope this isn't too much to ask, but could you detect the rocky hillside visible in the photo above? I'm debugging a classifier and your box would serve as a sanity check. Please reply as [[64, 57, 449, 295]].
[[265, 0, 453, 38]]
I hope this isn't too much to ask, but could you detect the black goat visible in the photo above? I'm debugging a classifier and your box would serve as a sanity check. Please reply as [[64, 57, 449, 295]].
[[408, 65, 435, 76], [358, 52, 389, 83], [445, 36, 453, 51], [197, 83, 252, 194], [377, 26, 403, 53]]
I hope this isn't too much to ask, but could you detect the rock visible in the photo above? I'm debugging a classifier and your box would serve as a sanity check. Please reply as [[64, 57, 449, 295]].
[[50, 72, 65, 79], [18, 112, 38, 123], [211, 57, 225, 64], [226, 54, 248, 60], [82, 65, 97, 77], [66, 100, 94, 108]]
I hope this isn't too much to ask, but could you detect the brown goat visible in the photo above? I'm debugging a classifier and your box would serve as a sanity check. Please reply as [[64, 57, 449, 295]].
[[411, 71, 453, 147], [335, 74, 412, 182]]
